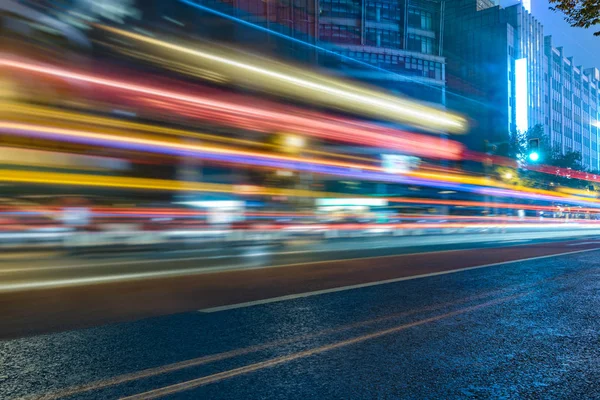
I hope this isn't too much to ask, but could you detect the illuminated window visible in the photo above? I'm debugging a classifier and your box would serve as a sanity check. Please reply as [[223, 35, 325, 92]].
[[515, 58, 529, 133]]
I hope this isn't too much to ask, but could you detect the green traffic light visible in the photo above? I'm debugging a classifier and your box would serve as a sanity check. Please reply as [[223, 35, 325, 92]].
[[528, 152, 540, 162]]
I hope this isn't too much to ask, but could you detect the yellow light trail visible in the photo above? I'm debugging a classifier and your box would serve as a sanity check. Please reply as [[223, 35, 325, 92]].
[[0, 121, 384, 173], [0, 169, 347, 198], [0, 120, 528, 193], [98, 25, 467, 134], [0, 59, 464, 160], [408, 170, 600, 204], [2, 120, 598, 206], [1, 166, 598, 210], [1, 102, 375, 163]]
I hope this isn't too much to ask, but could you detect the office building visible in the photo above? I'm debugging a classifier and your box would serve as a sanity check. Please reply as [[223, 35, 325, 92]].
[[444, 0, 600, 169], [316, 0, 447, 103], [544, 36, 600, 170], [444, 0, 545, 150], [153, 0, 448, 105]]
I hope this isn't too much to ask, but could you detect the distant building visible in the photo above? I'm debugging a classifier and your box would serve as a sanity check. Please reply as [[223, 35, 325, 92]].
[[315, 0, 447, 104], [146, 0, 448, 105], [544, 37, 600, 170], [444, 0, 545, 150], [443, 0, 600, 169]]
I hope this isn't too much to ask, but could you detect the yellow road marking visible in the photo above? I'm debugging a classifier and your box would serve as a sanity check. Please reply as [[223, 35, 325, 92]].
[[120, 293, 527, 399], [22, 288, 513, 400]]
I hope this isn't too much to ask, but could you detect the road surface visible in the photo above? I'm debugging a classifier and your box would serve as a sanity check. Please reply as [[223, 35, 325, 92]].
[[2, 237, 600, 398]]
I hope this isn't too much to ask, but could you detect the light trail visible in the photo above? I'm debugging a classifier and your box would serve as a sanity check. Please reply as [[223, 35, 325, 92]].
[[0, 121, 380, 170], [464, 150, 600, 186], [2, 121, 600, 207], [2, 103, 376, 164], [97, 25, 467, 133], [175, 0, 488, 110], [5, 62, 595, 189], [388, 197, 600, 212], [0, 121, 470, 192], [130, 97, 462, 160], [0, 169, 346, 198], [0, 59, 463, 159], [4, 202, 598, 220], [3, 204, 598, 225]]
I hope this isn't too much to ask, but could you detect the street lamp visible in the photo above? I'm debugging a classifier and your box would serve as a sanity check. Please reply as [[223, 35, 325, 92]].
[[503, 172, 513, 180]]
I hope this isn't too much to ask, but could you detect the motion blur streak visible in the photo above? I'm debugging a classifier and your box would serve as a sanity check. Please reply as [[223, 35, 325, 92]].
[[0, 121, 384, 171], [0, 122, 480, 194], [1, 103, 375, 163], [0, 60, 463, 159], [1, 122, 456, 191], [463, 150, 600, 186], [1, 102, 457, 161], [120, 294, 526, 400], [0, 169, 344, 198], [97, 26, 468, 133], [388, 198, 600, 213], [3, 121, 600, 207]]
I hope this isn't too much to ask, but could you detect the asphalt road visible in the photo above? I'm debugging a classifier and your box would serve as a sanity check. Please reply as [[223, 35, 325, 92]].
[[2, 236, 600, 338], [2, 233, 599, 290], [2, 238, 600, 398]]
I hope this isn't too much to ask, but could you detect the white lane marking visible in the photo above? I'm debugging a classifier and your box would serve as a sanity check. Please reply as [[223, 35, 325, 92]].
[[198, 247, 600, 313], [2, 243, 600, 294], [0, 247, 469, 292], [567, 241, 600, 246], [0, 249, 334, 274], [0, 233, 592, 274], [0, 238, 565, 291]]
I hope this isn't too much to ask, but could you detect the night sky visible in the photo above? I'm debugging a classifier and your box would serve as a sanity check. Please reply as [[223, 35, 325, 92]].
[[530, 0, 598, 68]]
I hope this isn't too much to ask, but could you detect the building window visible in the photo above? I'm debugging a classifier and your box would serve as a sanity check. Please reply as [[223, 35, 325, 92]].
[[365, 28, 401, 48], [320, 0, 360, 18], [319, 24, 360, 44], [408, 8, 433, 30], [366, 3, 401, 22], [407, 33, 433, 54]]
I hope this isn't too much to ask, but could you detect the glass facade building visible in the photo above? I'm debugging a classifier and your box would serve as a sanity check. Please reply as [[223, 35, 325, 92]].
[[444, 0, 600, 164], [161, 0, 448, 105], [444, 0, 544, 150], [317, 0, 446, 88], [544, 37, 600, 171]]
